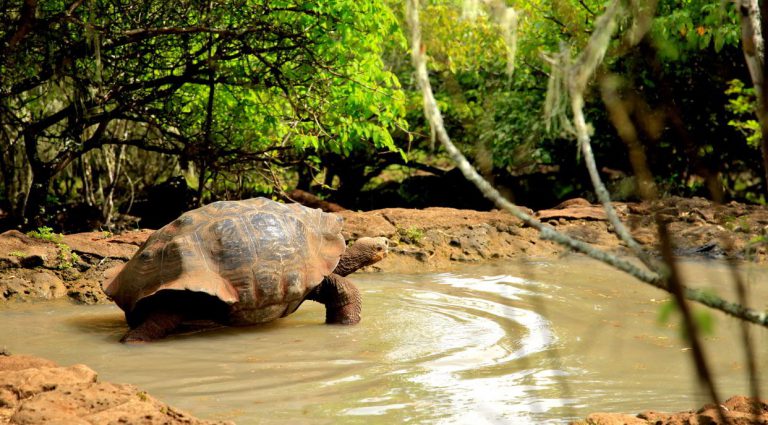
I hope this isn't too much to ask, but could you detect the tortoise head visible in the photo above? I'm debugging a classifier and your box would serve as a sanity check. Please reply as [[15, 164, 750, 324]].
[[334, 237, 388, 276], [354, 237, 388, 265]]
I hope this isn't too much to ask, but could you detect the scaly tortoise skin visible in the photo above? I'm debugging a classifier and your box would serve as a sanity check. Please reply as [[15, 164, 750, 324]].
[[104, 198, 387, 342]]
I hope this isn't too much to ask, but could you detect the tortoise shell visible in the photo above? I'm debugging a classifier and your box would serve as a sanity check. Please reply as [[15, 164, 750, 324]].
[[104, 198, 346, 325]]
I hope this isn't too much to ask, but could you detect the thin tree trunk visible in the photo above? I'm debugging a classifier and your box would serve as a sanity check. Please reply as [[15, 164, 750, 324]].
[[21, 131, 53, 228], [738, 0, 768, 196], [22, 170, 52, 228], [102, 145, 125, 228]]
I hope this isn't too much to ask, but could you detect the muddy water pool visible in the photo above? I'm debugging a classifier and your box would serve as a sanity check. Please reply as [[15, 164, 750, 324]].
[[2, 257, 768, 424]]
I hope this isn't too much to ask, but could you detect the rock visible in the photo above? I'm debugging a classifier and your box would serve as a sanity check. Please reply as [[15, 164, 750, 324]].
[[28, 271, 67, 299], [537, 206, 608, 221], [0, 270, 66, 301], [0, 230, 59, 269], [0, 276, 33, 300], [12, 382, 221, 425], [67, 279, 110, 304], [336, 210, 397, 239], [377, 206, 525, 232], [0, 354, 231, 425], [0, 228, 152, 303], [62, 231, 149, 261], [105, 229, 155, 247], [4, 196, 768, 301], [577, 412, 648, 425], [537, 198, 610, 221], [572, 396, 768, 425], [2, 364, 98, 399], [0, 354, 58, 372], [552, 198, 592, 209]]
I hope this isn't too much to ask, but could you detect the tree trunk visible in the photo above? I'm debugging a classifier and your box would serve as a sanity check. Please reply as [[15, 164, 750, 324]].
[[22, 168, 53, 229], [21, 130, 53, 228], [0, 140, 31, 223], [738, 0, 768, 196], [102, 145, 125, 228]]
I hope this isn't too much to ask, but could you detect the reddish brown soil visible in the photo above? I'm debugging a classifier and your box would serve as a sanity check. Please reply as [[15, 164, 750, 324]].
[[572, 395, 768, 424], [0, 352, 232, 424]]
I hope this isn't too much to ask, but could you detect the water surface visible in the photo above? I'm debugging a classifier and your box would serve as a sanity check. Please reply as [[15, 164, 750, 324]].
[[2, 257, 768, 424]]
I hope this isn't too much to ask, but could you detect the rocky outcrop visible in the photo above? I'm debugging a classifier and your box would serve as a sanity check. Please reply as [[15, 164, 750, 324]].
[[338, 206, 541, 269], [0, 352, 231, 424], [572, 395, 768, 425], [0, 230, 150, 304]]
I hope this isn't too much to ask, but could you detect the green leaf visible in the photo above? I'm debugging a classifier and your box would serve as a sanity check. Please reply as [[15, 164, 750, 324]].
[[657, 299, 678, 325], [714, 31, 725, 52]]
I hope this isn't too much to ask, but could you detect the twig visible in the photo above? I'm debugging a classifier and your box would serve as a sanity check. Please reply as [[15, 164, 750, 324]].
[[565, 0, 660, 274]]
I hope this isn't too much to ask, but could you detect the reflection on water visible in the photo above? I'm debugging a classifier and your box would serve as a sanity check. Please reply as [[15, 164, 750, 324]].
[[2, 257, 768, 424]]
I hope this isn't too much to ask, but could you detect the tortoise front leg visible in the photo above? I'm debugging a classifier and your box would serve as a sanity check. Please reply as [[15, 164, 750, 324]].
[[120, 311, 185, 343], [306, 273, 361, 325]]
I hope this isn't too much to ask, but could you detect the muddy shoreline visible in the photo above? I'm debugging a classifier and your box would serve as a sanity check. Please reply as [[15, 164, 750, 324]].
[[2, 196, 767, 305], [2, 196, 767, 423]]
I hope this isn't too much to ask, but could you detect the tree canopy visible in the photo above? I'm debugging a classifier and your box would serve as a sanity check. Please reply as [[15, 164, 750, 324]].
[[0, 0, 765, 231], [1, 0, 405, 227]]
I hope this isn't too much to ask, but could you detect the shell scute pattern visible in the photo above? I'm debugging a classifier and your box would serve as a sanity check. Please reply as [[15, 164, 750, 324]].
[[158, 237, 190, 284], [174, 214, 196, 227], [252, 269, 282, 305], [247, 213, 289, 257], [206, 217, 249, 271], [281, 270, 305, 301], [104, 198, 346, 325]]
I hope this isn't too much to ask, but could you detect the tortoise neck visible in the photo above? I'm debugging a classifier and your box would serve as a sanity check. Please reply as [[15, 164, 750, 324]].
[[334, 243, 373, 277]]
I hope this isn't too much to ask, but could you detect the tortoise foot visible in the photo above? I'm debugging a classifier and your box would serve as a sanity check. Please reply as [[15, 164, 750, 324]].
[[120, 311, 185, 343], [325, 302, 361, 325], [120, 331, 153, 344]]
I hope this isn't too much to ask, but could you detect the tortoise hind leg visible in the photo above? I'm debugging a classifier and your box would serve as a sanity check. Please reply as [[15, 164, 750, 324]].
[[306, 273, 361, 325], [121, 311, 184, 343]]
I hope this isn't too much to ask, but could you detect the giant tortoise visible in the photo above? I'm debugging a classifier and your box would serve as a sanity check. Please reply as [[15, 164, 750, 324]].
[[104, 198, 387, 342]]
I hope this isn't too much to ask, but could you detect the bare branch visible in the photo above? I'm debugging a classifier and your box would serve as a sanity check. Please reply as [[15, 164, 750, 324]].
[[405, 0, 768, 330], [406, 0, 660, 284], [565, 0, 661, 272]]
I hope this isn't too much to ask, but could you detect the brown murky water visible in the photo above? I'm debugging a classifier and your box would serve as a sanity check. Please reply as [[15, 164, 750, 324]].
[[2, 257, 768, 424]]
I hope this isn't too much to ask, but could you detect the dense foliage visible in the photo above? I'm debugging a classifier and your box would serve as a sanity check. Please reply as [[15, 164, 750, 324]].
[[398, 0, 755, 206], [0, 0, 763, 231], [1, 0, 405, 228]]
